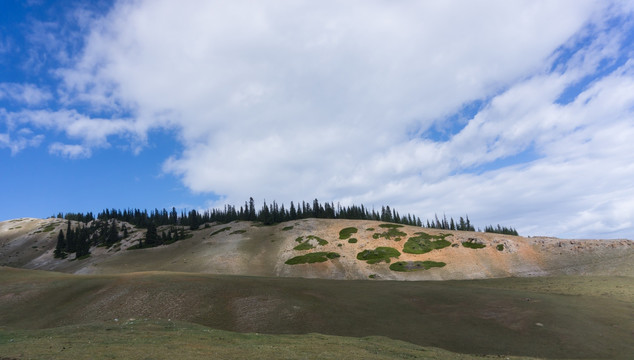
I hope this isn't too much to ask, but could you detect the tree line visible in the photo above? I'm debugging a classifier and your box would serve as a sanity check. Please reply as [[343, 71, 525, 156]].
[[52, 197, 519, 259], [56, 198, 426, 229]]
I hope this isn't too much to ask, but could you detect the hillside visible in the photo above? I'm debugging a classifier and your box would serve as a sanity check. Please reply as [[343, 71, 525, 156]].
[[1, 267, 633, 359], [1, 217, 632, 280]]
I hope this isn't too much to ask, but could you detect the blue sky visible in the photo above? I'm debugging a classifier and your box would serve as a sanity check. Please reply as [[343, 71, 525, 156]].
[[1, 0, 634, 239]]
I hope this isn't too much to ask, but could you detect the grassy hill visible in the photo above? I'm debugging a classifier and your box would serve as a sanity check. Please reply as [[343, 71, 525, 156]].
[[1, 217, 633, 359]]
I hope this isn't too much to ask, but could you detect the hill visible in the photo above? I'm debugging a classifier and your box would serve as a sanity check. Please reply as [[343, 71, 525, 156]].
[[1, 217, 632, 279]]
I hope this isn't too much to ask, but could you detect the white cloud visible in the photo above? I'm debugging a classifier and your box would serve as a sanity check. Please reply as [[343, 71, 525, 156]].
[[0, 83, 52, 105], [48, 142, 92, 159], [0, 131, 44, 154], [7, 0, 634, 238]]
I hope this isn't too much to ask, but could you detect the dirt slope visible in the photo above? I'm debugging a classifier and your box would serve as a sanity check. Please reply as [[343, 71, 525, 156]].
[[1, 217, 632, 280]]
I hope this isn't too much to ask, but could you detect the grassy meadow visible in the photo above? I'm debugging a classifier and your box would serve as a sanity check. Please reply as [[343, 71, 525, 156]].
[[1, 267, 633, 359]]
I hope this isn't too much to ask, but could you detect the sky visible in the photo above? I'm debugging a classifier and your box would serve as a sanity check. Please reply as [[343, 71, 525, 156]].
[[1, 0, 633, 239]]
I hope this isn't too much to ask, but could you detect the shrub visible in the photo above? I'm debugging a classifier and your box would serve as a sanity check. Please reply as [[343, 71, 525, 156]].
[[357, 247, 401, 264], [389, 261, 446, 272], [496, 244, 504, 251], [339, 227, 358, 240], [285, 252, 340, 265], [348, 238, 358, 244], [403, 232, 452, 254], [372, 228, 407, 241], [282, 226, 294, 231], [462, 239, 486, 249]]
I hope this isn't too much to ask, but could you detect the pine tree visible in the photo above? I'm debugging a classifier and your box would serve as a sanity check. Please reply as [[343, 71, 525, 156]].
[[145, 222, 158, 247], [54, 230, 66, 258]]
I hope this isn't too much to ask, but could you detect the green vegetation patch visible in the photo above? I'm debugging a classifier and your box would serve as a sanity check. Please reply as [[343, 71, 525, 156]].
[[462, 239, 486, 249], [339, 227, 358, 239], [389, 261, 446, 272], [230, 230, 247, 235], [282, 226, 294, 231], [285, 252, 340, 265], [210, 227, 231, 236], [40, 223, 57, 233], [357, 247, 401, 264], [366, 227, 375, 231], [496, 244, 504, 251], [403, 232, 452, 254], [293, 235, 328, 250], [372, 228, 407, 241], [348, 238, 358, 244]]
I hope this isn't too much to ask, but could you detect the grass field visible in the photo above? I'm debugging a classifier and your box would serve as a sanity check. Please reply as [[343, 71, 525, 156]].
[[1, 267, 633, 359]]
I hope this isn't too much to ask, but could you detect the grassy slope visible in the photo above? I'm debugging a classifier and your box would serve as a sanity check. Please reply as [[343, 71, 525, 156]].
[[1, 267, 633, 359]]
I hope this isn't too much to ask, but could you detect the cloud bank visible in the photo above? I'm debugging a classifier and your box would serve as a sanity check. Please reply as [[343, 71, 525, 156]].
[[3, 0, 634, 238]]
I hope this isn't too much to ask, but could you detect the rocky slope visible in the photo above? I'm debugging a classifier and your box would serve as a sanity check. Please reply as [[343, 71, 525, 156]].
[[1, 217, 632, 280]]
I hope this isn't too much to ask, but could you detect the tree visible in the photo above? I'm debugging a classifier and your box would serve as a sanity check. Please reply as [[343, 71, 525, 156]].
[[54, 230, 66, 259], [107, 221, 119, 245], [145, 222, 158, 247]]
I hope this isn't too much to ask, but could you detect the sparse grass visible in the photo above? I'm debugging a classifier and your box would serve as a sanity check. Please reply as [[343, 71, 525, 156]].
[[230, 230, 247, 235], [389, 261, 446, 272], [403, 232, 452, 254], [378, 224, 404, 229], [356, 247, 400, 264], [497, 244, 504, 251], [210, 227, 231, 236], [307, 235, 328, 246], [372, 228, 407, 241], [339, 227, 358, 239], [294, 235, 328, 250], [348, 238, 357, 244], [41, 223, 57, 232], [293, 242, 315, 251], [285, 252, 340, 265], [282, 226, 294, 231], [366, 227, 375, 231]]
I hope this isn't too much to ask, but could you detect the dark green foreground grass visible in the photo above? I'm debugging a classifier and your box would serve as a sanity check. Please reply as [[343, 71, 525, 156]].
[[1, 267, 633, 359]]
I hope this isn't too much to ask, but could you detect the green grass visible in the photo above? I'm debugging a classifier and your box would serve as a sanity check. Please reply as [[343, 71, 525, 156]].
[[210, 227, 231, 236], [402, 232, 452, 254], [348, 238, 357, 244], [282, 226, 294, 231], [294, 235, 328, 250], [230, 230, 247, 235], [497, 244, 504, 251], [366, 227, 375, 231], [1, 268, 633, 359], [0, 320, 518, 360], [389, 261, 446, 272], [285, 252, 340, 265], [372, 228, 407, 241], [338, 227, 358, 239], [356, 247, 400, 264], [462, 240, 486, 249]]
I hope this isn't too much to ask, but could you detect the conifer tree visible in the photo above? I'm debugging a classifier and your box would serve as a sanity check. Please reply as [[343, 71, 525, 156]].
[[54, 230, 66, 258]]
